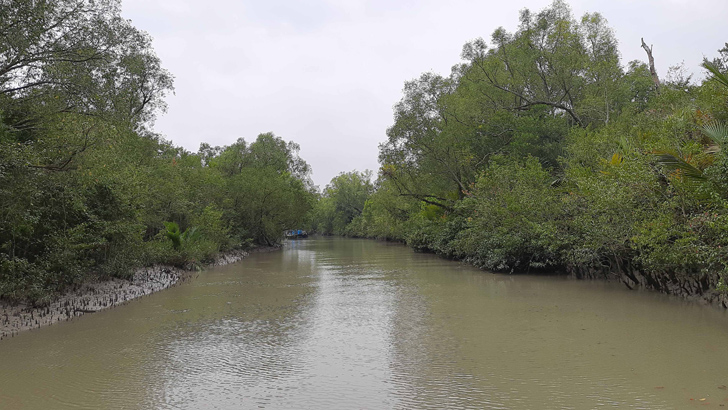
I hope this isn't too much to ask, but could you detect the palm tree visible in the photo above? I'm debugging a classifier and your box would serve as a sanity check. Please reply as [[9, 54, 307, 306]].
[[655, 61, 728, 185]]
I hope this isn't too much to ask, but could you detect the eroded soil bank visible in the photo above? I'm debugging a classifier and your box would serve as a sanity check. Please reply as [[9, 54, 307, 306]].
[[568, 261, 728, 309], [0, 247, 279, 340]]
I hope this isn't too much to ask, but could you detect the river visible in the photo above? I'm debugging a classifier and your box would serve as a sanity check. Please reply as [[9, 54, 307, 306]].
[[1, 237, 727, 409]]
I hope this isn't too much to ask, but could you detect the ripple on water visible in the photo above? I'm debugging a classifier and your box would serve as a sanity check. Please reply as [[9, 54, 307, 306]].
[[2, 238, 728, 409]]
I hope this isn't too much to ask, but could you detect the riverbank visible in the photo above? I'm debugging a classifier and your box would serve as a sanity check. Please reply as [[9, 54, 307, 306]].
[[567, 261, 728, 309], [358, 236, 728, 309], [0, 246, 280, 340]]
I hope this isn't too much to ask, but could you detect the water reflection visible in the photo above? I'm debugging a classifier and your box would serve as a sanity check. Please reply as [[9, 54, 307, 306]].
[[153, 246, 319, 409], [1, 238, 728, 409]]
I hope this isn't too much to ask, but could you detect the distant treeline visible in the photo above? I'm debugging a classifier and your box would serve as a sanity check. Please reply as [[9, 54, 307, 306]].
[[309, 2, 728, 289], [0, 0, 315, 302]]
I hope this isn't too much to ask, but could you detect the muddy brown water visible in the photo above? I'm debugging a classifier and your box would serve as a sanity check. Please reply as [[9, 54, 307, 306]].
[[1, 237, 728, 409]]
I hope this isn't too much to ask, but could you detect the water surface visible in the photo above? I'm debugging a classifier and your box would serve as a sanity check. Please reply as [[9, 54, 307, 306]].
[[1, 237, 727, 409]]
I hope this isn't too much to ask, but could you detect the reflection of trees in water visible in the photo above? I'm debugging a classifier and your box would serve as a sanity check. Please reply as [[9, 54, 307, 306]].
[[151, 247, 319, 409], [387, 256, 502, 409], [3, 238, 723, 409], [286, 237, 400, 408]]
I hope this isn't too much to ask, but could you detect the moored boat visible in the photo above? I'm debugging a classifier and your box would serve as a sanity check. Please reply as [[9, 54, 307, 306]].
[[285, 229, 308, 239]]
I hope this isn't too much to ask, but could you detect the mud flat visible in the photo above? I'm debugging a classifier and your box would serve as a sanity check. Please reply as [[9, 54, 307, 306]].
[[0, 248, 273, 340]]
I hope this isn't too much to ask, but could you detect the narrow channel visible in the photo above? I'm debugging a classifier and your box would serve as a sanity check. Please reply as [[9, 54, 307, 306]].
[[1, 237, 727, 409]]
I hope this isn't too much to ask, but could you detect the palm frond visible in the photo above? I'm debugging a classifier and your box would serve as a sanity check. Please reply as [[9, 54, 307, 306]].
[[181, 226, 200, 243], [703, 121, 728, 145], [703, 61, 728, 89], [654, 152, 706, 185], [163, 221, 182, 250]]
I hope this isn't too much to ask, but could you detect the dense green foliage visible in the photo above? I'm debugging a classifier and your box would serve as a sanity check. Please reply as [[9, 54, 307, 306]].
[[4, 0, 728, 303], [312, 1, 728, 287], [0, 0, 314, 302], [309, 170, 374, 235]]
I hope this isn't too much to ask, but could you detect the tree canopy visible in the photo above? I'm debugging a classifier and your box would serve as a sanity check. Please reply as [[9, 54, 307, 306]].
[[0, 0, 314, 302], [312, 0, 728, 292]]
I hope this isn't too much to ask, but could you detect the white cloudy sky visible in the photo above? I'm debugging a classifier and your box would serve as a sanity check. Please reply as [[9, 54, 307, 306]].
[[121, 0, 727, 188]]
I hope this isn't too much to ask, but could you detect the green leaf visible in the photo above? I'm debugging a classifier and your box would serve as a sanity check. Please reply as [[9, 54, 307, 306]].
[[181, 226, 200, 244], [654, 152, 706, 185], [609, 153, 624, 166], [703, 121, 728, 145], [703, 61, 728, 89], [163, 222, 182, 250]]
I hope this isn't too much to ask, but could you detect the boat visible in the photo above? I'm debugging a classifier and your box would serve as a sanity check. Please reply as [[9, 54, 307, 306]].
[[285, 229, 308, 239]]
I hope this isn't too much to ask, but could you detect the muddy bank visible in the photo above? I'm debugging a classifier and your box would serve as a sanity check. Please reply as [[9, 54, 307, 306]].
[[0, 247, 278, 340], [397, 238, 728, 309], [567, 260, 728, 309]]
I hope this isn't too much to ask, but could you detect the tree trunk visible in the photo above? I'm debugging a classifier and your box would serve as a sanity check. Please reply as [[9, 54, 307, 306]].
[[641, 38, 660, 91]]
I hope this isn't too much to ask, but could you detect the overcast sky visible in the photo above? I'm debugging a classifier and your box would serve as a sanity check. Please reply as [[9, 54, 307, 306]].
[[121, 0, 727, 188]]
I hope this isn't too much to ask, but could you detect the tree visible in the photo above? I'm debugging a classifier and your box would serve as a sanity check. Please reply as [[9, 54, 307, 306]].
[[0, 0, 173, 129], [310, 171, 374, 235], [324, 170, 374, 225], [379, 73, 463, 211], [0, 0, 173, 177], [460, 1, 623, 128], [209, 133, 315, 245], [379, 1, 625, 214], [640, 38, 661, 91]]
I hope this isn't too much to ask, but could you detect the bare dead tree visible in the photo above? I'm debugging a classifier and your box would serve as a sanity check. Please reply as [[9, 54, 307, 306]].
[[641, 38, 661, 91]]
